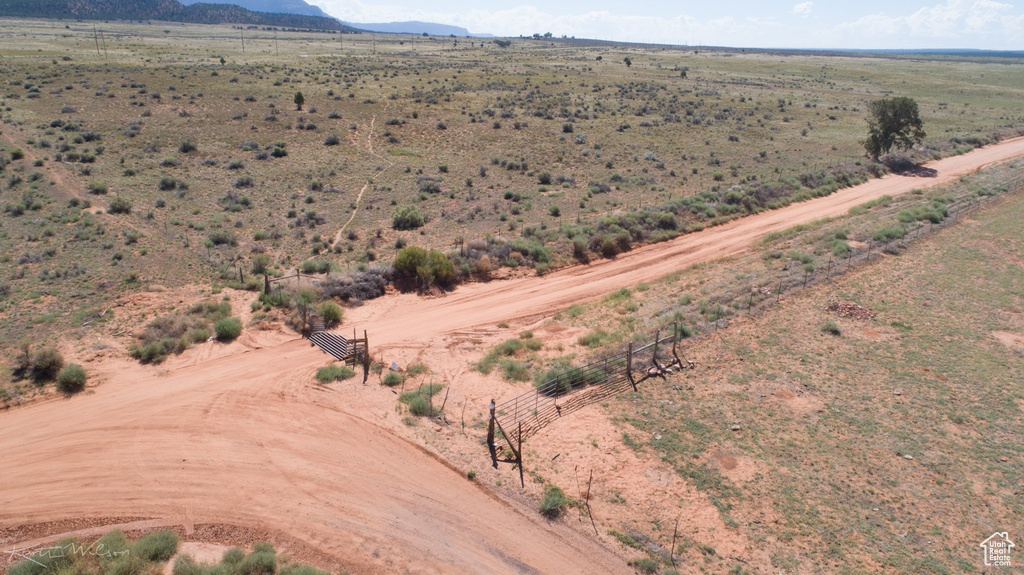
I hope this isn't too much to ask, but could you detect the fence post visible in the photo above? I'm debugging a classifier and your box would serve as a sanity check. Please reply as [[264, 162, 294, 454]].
[[362, 330, 371, 383], [671, 322, 685, 367], [487, 399, 496, 449], [517, 422, 525, 488], [651, 330, 661, 370], [626, 343, 638, 391], [264, 273, 270, 294]]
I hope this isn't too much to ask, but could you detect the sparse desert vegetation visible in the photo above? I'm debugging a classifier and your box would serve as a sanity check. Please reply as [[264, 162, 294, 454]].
[[1, 15, 1024, 575]]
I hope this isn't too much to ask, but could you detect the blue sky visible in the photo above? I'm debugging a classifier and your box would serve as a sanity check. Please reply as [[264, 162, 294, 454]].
[[307, 0, 1024, 49]]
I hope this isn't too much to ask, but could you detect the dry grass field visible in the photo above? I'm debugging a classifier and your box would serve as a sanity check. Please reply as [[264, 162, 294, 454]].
[[2, 17, 1024, 575], [505, 163, 1024, 574], [2, 20, 1023, 351]]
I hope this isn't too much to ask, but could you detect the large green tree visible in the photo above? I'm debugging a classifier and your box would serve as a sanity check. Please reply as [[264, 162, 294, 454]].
[[864, 96, 925, 159]]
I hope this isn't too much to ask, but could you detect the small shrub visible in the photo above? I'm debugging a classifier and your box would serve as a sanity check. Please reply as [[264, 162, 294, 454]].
[[108, 196, 132, 214], [56, 363, 87, 393], [382, 371, 405, 387], [172, 555, 202, 575], [158, 177, 179, 191], [392, 205, 425, 230], [539, 484, 570, 518], [872, 225, 906, 242], [133, 530, 179, 562], [323, 134, 340, 145], [31, 347, 64, 382], [214, 317, 243, 341], [399, 383, 444, 416], [208, 230, 237, 246], [577, 330, 609, 348], [832, 239, 851, 257], [821, 320, 842, 336], [406, 363, 429, 377], [237, 548, 276, 575], [628, 557, 659, 573], [318, 301, 343, 325], [316, 364, 356, 383], [87, 181, 109, 194], [222, 548, 246, 565], [8, 539, 75, 575], [179, 140, 197, 153]]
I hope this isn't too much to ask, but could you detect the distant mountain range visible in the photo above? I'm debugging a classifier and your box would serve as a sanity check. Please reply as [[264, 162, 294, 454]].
[[343, 20, 493, 37], [0, 0, 354, 31], [179, 0, 328, 19]]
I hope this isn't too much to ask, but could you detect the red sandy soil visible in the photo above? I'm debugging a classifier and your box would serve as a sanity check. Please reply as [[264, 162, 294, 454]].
[[2, 138, 1024, 574]]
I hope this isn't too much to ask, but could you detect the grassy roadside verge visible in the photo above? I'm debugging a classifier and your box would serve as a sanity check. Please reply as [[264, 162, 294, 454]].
[[598, 169, 1024, 572]]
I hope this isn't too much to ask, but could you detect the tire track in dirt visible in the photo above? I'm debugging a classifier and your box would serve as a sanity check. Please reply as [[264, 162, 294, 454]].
[[342, 136, 1024, 350], [3, 138, 1024, 575], [0, 340, 631, 575]]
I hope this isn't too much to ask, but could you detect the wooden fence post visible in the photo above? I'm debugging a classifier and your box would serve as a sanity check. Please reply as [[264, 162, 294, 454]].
[[487, 399, 496, 448], [626, 343, 638, 391]]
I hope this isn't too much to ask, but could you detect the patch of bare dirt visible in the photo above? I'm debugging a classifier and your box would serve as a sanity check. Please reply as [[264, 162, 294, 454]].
[[163, 542, 232, 575], [853, 325, 899, 342], [707, 449, 759, 483], [992, 330, 1024, 352], [771, 387, 826, 418], [4, 138, 1024, 573]]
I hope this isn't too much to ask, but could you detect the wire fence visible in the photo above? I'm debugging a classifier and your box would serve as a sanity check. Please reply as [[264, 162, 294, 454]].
[[490, 327, 685, 453], [486, 172, 1024, 456]]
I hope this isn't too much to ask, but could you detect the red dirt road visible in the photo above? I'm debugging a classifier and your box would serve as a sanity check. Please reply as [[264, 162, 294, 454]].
[[2, 139, 1023, 574], [346, 137, 1024, 350]]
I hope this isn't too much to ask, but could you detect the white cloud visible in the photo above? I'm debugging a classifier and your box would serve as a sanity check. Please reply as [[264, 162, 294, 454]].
[[792, 2, 814, 17], [840, 0, 1024, 45], [307, 0, 1024, 49]]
